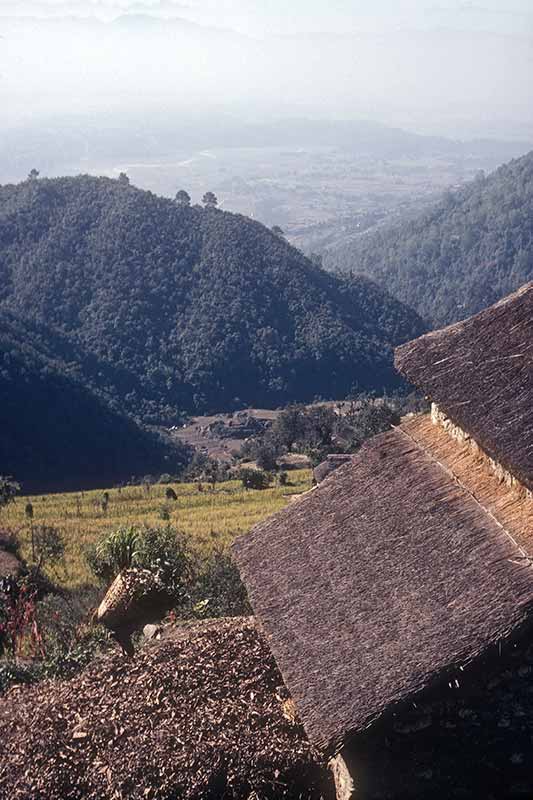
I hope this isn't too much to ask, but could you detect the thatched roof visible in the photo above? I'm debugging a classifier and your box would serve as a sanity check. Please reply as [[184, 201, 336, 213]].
[[233, 421, 533, 754], [313, 454, 354, 484], [395, 281, 533, 490], [0, 618, 331, 800], [403, 413, 533, 552]]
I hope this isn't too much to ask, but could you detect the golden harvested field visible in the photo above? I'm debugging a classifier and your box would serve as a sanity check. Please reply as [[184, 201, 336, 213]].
[[2, 471, 312, 589]]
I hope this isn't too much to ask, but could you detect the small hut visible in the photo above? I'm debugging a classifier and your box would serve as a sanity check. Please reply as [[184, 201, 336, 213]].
[[233, 282, 533, 799]]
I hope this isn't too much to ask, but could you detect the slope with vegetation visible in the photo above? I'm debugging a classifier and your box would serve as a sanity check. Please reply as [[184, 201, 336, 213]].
[[0, 471, 310, 694], [0, 310, 188, 492], [327, 150, 533, 326], [0, 175, 424, 422]]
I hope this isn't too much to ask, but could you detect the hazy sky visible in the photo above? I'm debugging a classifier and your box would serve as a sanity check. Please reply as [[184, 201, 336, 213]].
[[3, 0, 533, 37], [1, 0, 532, 139]]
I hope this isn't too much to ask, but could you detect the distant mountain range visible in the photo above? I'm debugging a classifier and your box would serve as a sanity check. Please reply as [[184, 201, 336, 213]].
[[0, 176, 424, 427], [326, 150, 533, 327], [3, 14, 532, 139]]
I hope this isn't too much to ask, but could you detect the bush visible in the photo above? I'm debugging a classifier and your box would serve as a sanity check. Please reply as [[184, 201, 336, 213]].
[[86, 526, 140, 582], [255, 443, 279, 472], [31, 525, 65, 570], [0, 584, 108, 694], [134, 526, 192, 597], [0, 528, 20, 555], [239, 468, 272, 490], [0, 476, 20, 510], [0, 575, 42, 659], [35, 587, 107, 679], [0, 659, 40, 694], [86, 525, 192, 601], [190, 549, 251, 619]]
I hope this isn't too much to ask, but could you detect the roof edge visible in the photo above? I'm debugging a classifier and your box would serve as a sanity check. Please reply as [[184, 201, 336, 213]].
[[394, 281, 533, 381]]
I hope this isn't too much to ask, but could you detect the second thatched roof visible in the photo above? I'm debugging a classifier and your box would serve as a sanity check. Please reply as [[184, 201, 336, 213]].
[[395, 281, 533, 490], [233, 416, 533, 754]]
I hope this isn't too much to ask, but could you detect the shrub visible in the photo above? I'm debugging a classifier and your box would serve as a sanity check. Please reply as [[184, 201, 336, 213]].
[[86, 525, 192, 601], [0, 576, 43, 659], [31, 525, 65, 571], [239, 468, 272, 490], [190, 549, 251, 619], [86, 526, 140, 582], [255, 443, 279, 472], [0, 660, 40, 695], [0, 476, 20, 510], [0, 528, 20, 555], [35, 587, 107, 678], [134, 526, 192, 597], [0, 584, 108, 694]]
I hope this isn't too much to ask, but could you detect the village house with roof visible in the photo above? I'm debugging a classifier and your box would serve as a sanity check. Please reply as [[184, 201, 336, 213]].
[[233, 282, 533, 799]]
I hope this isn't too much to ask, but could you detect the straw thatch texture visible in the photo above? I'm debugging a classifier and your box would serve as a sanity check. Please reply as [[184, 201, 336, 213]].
[[395, 282, 533, 490], [403, 413, 533, 554], [313, 455, 354, 485], [233, 426, 533, 754]]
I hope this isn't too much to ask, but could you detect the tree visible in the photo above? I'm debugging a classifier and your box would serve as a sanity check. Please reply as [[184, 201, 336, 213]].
[[202, 191, 218, 209], [309, 253, 323, 269], [255, 442, 278, 472], [118, 172, 130, 185], [0, 477, 20, 511], [27, 169, 39, 181], [203, 459, 227, 490], [271, 225, 285, 238], [346, 397, 400, 450], [272, 405, 307, 451], [175, 189, 191, 207], [239, 468, 272, 490]]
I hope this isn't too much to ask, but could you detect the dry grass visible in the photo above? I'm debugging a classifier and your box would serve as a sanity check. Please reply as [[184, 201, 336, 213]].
[[0, 471, 311, 590]]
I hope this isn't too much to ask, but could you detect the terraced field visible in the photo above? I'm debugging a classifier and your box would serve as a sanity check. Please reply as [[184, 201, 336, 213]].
[[1, 471, 312, 589]]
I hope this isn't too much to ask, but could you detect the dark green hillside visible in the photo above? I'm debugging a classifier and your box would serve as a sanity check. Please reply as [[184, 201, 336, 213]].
[[327, 151, 533, 326], [0, 175, 424, 419], [0, 311, 188, 493]]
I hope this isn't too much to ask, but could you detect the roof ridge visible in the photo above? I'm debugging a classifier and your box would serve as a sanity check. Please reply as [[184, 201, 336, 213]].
[[396, 423, 533, 567]]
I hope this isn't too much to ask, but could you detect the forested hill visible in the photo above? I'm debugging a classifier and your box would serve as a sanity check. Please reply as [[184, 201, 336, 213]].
[[326, 150, 533, 327], [0, 311, 188, 492], [0, 175, 424, 421]]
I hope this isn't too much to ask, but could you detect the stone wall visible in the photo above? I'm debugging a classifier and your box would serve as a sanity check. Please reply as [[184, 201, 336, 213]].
[[342, 636, 533, 799], [431, 403, 533, 499]]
